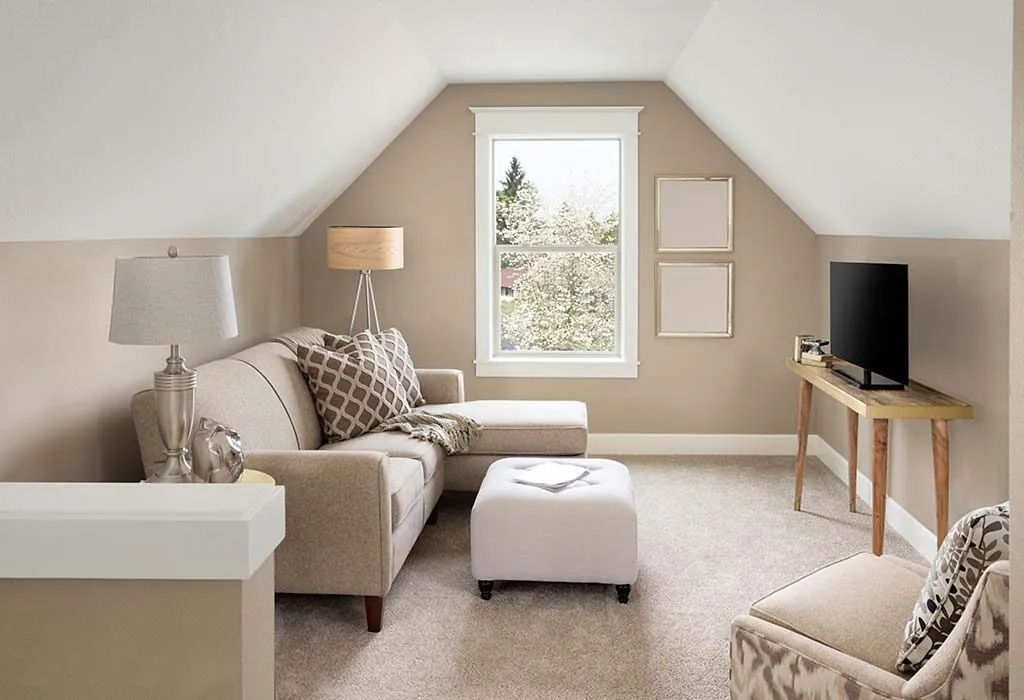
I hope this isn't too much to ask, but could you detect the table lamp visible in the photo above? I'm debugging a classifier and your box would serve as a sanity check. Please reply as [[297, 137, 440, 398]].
[[109, 247, 238, 482], [326, 226, 404, 334]]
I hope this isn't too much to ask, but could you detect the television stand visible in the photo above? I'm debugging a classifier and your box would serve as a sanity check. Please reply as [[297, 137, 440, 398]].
[[786, 358, 973, 556], [832, 367, 905, 391]]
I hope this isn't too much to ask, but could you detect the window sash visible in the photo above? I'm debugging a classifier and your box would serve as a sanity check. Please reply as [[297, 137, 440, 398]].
[[472, 106, 640, 378], [493, 248, 620, 358]]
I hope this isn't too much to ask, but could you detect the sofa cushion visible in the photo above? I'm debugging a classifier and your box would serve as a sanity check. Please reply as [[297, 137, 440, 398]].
[[231, 342, 323, 450], [320, 432, 444, 482], [750, 552, 925, 672], [419, 400, 587, 455], [896, 502, 1011, 674], [296, 338, 411, 441], [325, 328, 426, 408], [386, 457, 424, 529]]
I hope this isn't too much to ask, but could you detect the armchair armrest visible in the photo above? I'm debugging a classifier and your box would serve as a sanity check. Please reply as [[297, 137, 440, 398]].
[[731, 615, 906, 699], [416, 369, 465, 404], [243, 449, 393, 597]]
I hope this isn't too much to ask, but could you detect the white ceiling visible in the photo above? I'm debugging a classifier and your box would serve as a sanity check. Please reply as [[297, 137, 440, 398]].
[[666, 0, 1013, 239], [0, 0, 1013, 242], [0, 0, 443, 242], [380, 0, 716, 83]]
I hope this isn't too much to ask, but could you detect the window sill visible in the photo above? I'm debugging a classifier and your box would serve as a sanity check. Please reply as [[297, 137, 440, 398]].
[[474, 357, 638, 379]]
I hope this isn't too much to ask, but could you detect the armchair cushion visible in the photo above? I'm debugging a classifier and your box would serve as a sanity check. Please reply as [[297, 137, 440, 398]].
[[896, 502, 1010, 673], [750, 552, 924, 672]]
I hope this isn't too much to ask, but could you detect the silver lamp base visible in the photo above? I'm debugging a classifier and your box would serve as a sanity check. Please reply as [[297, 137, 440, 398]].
[[148, 345, 196, 483]]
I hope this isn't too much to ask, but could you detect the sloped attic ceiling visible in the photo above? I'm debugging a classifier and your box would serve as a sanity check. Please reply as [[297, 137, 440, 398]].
[[1, 0, 1012, 243], [0, 0, 444, 242], [666, 0, 1013, 239]]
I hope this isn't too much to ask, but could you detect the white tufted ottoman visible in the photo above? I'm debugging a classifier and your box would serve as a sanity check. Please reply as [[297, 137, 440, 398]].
[[470, 457, 638, 603]]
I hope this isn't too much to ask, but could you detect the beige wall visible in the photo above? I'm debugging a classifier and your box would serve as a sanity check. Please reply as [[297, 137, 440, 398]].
[[814, 236, 1009, 529], [0, 237, 300, 482], [300, 82, 818, 433], [1010, 0, 1023, 695], [0, 557, 274, 700]]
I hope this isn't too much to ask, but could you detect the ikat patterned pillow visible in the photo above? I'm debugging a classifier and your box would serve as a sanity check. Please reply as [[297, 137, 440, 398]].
[[896, 502, 1010, 674], [296, 336, 411, 442], [324, 328, 425, 407]]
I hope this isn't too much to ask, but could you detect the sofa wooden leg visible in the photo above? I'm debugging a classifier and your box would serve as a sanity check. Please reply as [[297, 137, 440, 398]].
[[364, 596, 383, 632], [426, 503, 439, 525], [478, 580, 493, 600]]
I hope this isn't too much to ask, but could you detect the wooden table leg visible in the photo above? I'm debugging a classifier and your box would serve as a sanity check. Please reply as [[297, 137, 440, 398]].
[[871, 418, 890, 555], [931, 419, 950, 547], [847, 408, 859, 512], [794, 379, 813, 511]]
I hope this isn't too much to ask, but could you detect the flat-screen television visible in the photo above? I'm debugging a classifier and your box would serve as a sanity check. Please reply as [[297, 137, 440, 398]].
[[829, 261, 909, 389]]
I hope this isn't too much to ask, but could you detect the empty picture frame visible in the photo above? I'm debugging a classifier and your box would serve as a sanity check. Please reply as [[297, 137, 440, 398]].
[[656, 262, 733, 338], [656, 176, 734, 252]]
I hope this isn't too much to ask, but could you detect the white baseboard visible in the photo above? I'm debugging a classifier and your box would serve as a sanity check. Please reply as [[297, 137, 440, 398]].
[[810, 436, 937, 561], [589, 432, 937, 561]]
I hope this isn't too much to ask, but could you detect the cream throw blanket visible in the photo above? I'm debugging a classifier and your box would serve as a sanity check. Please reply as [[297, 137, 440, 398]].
[[371, 411, 481, 456]]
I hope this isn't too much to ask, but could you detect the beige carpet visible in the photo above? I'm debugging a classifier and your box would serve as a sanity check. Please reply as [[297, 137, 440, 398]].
[[275, 456, 924, 700]]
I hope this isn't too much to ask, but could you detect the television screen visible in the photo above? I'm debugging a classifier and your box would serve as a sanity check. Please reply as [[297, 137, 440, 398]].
[[829, 261, 909, 387]]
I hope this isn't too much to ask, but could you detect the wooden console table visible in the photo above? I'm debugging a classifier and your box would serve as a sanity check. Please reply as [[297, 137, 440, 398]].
[[787, 358, 973, 555]]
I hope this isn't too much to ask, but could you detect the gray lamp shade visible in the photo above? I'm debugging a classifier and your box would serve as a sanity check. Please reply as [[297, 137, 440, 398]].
[[109, 254, 239, 345]]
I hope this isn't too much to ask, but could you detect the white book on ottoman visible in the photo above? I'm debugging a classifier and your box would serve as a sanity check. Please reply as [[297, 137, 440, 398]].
[[513, 462, 590, 491]]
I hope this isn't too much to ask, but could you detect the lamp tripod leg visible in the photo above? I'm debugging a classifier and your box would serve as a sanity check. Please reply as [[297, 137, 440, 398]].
[[348, 272, 365, 336], [366, 272, 381, 334], [364, 270, 373, 334]]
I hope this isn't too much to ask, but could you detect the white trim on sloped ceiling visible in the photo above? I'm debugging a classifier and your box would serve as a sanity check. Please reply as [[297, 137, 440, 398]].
[[665, 0, 1012, 240], [0, 0, 444, 242]]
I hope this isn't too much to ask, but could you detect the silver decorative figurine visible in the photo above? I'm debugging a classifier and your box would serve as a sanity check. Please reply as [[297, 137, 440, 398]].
[[191, 418, 245, 483]]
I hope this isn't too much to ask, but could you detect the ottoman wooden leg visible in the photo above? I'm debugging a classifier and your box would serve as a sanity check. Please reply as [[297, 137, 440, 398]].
[[615, 584, 631, 604], [478, 580, 494, 600]]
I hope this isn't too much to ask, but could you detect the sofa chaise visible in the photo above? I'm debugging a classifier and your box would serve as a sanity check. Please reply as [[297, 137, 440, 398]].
[[131, 334, 588, 631]]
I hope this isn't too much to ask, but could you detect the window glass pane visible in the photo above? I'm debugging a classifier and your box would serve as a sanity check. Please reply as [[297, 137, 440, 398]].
[[499, 251, 616, 353], [494, 140, 620, 246]]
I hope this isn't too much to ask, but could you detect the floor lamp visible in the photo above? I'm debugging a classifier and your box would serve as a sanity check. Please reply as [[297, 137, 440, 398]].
[[326, 226, 404, 334], [109, 247, 238, 482]]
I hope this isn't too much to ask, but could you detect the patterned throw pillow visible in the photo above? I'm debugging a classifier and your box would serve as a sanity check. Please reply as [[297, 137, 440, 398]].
[[896, 502, 1010, 674], [324, 328, 425, 407], [296, 337, 411, 442]]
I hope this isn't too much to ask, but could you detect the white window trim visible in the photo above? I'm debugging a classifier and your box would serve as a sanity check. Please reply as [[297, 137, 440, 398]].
[[471, 106, 641, 379]]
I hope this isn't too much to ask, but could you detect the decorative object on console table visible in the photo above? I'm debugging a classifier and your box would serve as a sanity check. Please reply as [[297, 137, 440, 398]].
[[327, 226, 404, 335], [793, 334, 815, 362], [109, 247, 238, 483]]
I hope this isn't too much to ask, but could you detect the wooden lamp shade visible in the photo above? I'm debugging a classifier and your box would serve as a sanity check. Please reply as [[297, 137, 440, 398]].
[[326, 226, 404, 271]]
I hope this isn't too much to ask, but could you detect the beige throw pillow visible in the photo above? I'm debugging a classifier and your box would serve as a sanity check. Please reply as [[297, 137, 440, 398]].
[[324, 328, 426, 407], [296, 335, 411, 442]]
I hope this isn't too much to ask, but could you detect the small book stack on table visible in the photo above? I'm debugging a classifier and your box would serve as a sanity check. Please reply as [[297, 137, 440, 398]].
[[800, 351, 834, 368]]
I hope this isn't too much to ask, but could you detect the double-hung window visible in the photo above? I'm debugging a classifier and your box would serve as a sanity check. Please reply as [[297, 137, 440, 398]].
[[472, 107, 641, 378]]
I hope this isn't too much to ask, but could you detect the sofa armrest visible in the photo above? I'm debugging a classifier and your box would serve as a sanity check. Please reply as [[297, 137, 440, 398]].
[[416, 369, 465, 404], [243, 449, 393, 597], [731, 615, 906, 699]]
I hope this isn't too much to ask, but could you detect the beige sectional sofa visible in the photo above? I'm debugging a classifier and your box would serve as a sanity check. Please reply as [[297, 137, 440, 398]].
[[131, 335, 588, 631]]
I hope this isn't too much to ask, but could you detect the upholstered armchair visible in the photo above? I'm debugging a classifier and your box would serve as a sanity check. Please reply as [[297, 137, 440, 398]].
[[730, 553, 1008, 700]]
